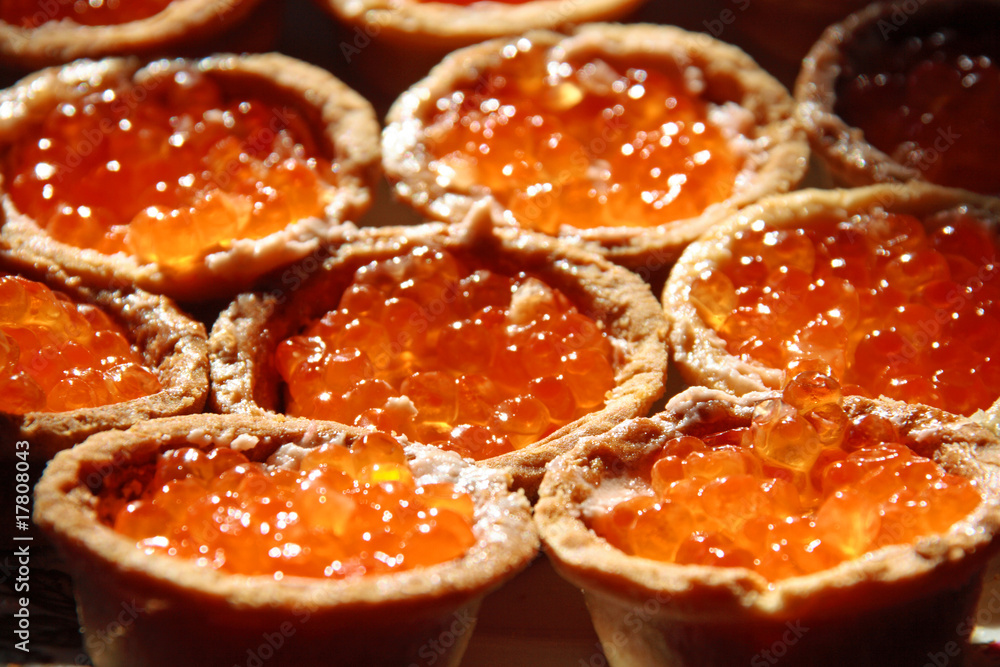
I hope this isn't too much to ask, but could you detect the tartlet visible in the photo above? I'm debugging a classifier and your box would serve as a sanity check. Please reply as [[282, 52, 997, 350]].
[[0, 0, 271, 72], [535, 385, 1000, 666], [664, 183, 1000, 419], [382, 23, 809, 276], [209, 206, 668, 497], [0, 53, 380, 303], [321, 0, 647, 50], [33, 413, 538, 667], [795, 0, 1000, 193], [0, 244, 208, 463]]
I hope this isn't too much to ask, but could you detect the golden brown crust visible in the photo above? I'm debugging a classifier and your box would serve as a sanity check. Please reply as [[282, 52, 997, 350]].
[[33, 413, 539, 667], [321, 0, 647, 50], [0, 54, 381, 302], [664, 183, 1000, 414], [0, 0, 267, 71], [382, 23, 808, 272], [0, 244, 209, 464], [209, 204, 669, 498], [535, 386, 1000, 666]]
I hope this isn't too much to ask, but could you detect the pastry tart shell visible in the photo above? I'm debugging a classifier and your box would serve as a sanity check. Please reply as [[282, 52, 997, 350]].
[[0, 244, 208, 465], [321, 0, 647, 50], [663, 183, 1000, 416], [0, 0, 270, 72], [794, 1, 996, 189], [382, 23, 809, 275], [209, 206, 669, 498], [535, 386, 1000, 666], [33, 413, 539, 667], [0, 53, 381, 303]]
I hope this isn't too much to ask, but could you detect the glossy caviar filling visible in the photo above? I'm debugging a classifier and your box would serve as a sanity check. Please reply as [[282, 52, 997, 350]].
[[3, 68, 335, 269], [422, 39, 742, 234], [590, 373, 981, 581], [0, 274, 160, 413], [693, 209, 1000, 416], [836, 22, 1000, 194], [275, 247, 616, 460], [0, 0, 174, 27], [99, 432, 477, 578]]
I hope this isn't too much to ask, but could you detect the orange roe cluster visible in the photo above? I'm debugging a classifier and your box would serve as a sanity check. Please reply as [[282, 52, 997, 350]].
[[100, 432, 477, 578], [3, 67, 334, 269], [591, 373, 981, 581], [0, 274, 160, 414], [692, 209, 1000, 416], [836, 21, 1000, 194], [275, 247, 616, 460], [422, 39, 741, 234], [0, 0, 174, 28]]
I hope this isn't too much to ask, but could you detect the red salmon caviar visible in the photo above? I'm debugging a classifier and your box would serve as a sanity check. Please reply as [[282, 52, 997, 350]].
[[422, 40, 741, 234], [0, 274, 160, 413], [3, 67, 335, 269], [0, 0, 174, 27], [101, 432, 477, 578], [835, 23, 1000, 194], [692, 209, 1000, 416], [274, 247, 617, 460], [590, 373, 981, 580]]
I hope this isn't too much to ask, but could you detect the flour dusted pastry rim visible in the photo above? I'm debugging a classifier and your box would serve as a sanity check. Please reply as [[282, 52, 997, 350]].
[[0, 245, 208, 462], [33, 413, 538, 666], [208, 205, 668, 497], [535, 386, 1000, 664], [0, 54, 380, 302], [320, 0, 647, 49], [382, 23, 808, 270]]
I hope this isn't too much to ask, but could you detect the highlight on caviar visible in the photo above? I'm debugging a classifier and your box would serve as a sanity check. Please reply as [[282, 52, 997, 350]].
[[0, 55, 380, 301], [0, 0, 267, 70], [33, 414, 538, 666], [0, 253, 208, 462], [592, 373, 983, 580], [102, 430, 481, 578], [534, 377, 1000, 666], [665, 183, 1000, 420], [209, 221, 668, 493], [383, 23, 808, 268], [273, 246, 622, 460], [0, 273, 160, 414], [796, 0, 1000, 194]]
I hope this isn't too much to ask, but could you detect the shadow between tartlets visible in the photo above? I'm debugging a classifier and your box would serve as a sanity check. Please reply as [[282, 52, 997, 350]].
[[663, 183, 1000, 418], [381, 23, 809, 275], [535, 386, 1000, 666], [208, 206, 669, 499], [0, 53, 380, 303], [0, 245, 208, 464], [33, 413, 538, 667]]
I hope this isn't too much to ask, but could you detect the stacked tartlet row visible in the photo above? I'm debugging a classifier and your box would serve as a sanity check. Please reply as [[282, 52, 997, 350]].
[[6, 8, 1000, 667]]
